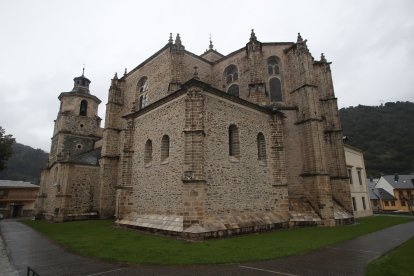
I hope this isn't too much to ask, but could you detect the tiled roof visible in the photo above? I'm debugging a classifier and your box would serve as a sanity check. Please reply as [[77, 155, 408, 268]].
[[0, 180, 39, 188], [374, 188, 396, 200], [382, 175, 414, 189]]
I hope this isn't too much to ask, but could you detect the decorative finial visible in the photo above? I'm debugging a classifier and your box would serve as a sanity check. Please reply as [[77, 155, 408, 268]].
[[168, 33, 173, 44], [113, 72, 118, 80], [82, 64, 85, 76], [175, 33, 181, 45], [297, 33, 303, 43], [193, 66, 199, 80], [250, 29, 257, 42], [209, 33, 214, 50], [124, 68, 128, 75], [320, 53, 327, 62]]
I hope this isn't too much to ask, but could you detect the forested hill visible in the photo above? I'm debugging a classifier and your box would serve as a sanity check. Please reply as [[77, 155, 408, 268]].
[[339, 101, 414, 177], [0, 143, 48, 184]]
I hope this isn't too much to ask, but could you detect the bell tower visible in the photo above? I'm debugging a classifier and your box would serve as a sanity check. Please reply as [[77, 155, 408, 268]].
[[48, 70, 102, 165]]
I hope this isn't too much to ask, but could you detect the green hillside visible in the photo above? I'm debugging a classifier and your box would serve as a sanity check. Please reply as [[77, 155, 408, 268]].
[[339, 101, 414, 177], [0, 143, 48, 184]]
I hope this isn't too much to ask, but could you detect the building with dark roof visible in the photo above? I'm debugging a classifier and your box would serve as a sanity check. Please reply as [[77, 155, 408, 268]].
[[375, 174, 414, 213]]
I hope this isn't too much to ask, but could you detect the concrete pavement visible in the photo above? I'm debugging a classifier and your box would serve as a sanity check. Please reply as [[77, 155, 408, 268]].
[[1, 219, 413, 276]]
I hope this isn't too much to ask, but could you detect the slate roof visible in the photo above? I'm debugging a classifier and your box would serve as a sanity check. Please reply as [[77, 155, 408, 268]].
[[68, 147, 101, 165], [370, 188, 396, 201], [0, 180, 39, 188], [382, 175, 414, 189]]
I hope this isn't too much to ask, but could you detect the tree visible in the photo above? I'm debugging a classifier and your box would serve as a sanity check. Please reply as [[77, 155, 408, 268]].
[[0, 126, 16, 171]]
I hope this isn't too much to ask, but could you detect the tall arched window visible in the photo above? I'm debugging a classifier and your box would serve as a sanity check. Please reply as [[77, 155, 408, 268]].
[[224, 65, 238, 84], [228, 124, 240, 157], [144, 139, 152, 164], [227, 84, 239, 97], [267, 56, 280, 75], [161, 135, 170, 161], [267, 56, 283, 102], [257, 132, 266, 160], [79, 100, 88, 116], [269, 78, 282, 102], [137, 76, 148, 93]]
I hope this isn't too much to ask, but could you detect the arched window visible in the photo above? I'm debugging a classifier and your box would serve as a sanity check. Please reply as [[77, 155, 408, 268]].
[[137, 77, 149, 93], [161, 135, 170, 161], [267, 56, 280, 75], [79, 100, 88, 116], [144, 139, 152, 164], [269, 78, 282, 102], [224, 65, 238, 84], [139, 95, 145, 110], [227, 84, 239, 97], [257, 132, 266, 160], [228, 124, 240, 157]]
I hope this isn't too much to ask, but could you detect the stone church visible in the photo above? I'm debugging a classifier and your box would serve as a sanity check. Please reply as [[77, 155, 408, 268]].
[[36, 30, 353, 238]]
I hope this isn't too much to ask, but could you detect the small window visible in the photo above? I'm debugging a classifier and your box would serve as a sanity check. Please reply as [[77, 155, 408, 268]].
[[137, 77, 148, 93], [144, 139, 152, 164], [161, 135, 170, 162], [79, 100, 88, 116], [391, 201, 396, 206], [385, 201, 389, 206], [257, 132, 266, 160], [352, 197, 357, 211], [224, 65, 238, 84], [228, 124, 240, 157], [347, 168, 353, 184], [139, 95, 147, 110], [357, 169, 363, 185], [269, 78, 282, 102], [227, 84, 239, 97], [362, 197, 366, 210], [402, 201, 406, 206]]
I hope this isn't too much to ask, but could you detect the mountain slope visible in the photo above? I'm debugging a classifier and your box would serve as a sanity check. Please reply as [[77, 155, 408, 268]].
[[340, 101, 414, 177], [0, 143, 48, 184]]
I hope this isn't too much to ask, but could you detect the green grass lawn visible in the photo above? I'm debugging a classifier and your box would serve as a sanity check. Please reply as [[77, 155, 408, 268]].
[[22, 216, 412, 265], [365, 236, 414, 276]]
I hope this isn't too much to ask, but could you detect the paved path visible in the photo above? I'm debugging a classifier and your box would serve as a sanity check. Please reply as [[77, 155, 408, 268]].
[[1, 219, 414, 276]]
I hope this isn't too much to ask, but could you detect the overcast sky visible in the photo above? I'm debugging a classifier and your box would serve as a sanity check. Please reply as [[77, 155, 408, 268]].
[[0, 0, 413, 152]]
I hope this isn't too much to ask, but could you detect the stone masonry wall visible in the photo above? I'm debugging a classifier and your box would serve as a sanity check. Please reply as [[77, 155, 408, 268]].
[[66, 164, 100, 214], [203, 94, 287, 215], [126, 95, 186, 216]]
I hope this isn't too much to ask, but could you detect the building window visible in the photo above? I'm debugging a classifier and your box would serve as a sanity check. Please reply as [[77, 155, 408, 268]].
[[267, 56, 282, 102], [267, 56, 280, 75], [139, 95, 148, 110], [352, 197, 357, 211], [257, 132, 266, 160], [144, 139, 152, 164], [227, 84, 239, 97], [269, 77, 282, 102], [373, 200, 378, 207], [79, 100, 88, 116], [402, 200, 406, 206], [224, 65, 238, 84], [385, 201, 389, 206], [137, 77, 148, 93], [357, 169, 363, 185], [391, 201, 396, 206], [362, 197, 366, 210], [161, 135, 170, 162], [348, 168, 353, 184], [228, 124, 240, 157]]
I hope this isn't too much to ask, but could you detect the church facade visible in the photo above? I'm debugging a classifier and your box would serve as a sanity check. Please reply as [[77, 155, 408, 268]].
[[36, 31, 353, 238]]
